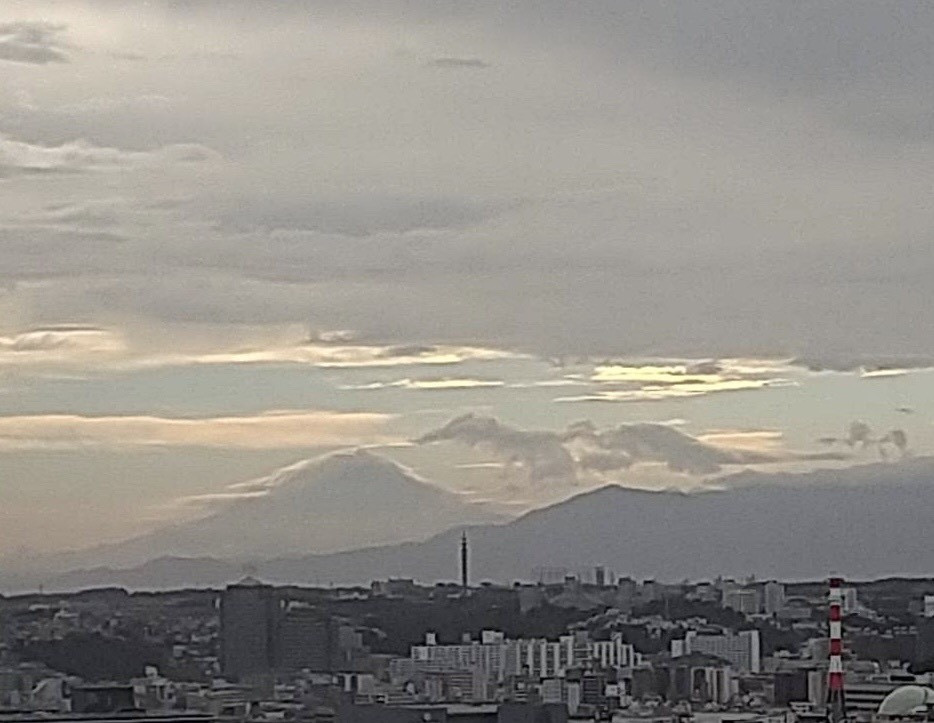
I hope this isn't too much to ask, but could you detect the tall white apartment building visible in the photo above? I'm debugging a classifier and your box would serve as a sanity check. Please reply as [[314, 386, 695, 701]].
[[591, 634, 639, 670], [410, 630, 638, 686], [680, 629, 761, 673], [411, 630, 511, 683]]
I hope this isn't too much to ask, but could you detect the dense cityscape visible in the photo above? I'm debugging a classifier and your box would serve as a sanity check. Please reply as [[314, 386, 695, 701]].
[[2, 547, 934, 722]]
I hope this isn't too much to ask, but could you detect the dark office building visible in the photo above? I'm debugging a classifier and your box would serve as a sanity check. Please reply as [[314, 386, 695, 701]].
[[220, 577, 279, 680], [629, 665, 659, 700], [70, 685, 136, 713], [915, 617, 934, 672], [274, 606, 335, 671], [580, 672, 606, 707], [774, 671, 810, 706], [221, 578, 364, 680]]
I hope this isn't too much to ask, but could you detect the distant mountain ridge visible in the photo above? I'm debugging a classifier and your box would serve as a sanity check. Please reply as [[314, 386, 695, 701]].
[[16, 456, 934, 592], [14, 449, 503, 576]]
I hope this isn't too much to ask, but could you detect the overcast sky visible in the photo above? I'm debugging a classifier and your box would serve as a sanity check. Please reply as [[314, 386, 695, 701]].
[[2, 1, 933, 558]]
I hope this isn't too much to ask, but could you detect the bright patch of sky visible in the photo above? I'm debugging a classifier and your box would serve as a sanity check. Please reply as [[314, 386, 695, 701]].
[[0, 351, 929, 553]]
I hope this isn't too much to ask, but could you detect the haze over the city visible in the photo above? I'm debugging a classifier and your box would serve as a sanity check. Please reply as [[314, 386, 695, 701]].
[[2, 2, 934, 581]]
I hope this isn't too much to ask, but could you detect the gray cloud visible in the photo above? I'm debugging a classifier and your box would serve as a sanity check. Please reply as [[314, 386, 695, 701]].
[[555, 358, 790, 403], [417, 414, 578, 485], [882, 429, 908, 452], [847, 420, 874, 448], [488, 1, 934, 144], [0, 133, 219, 178], [819, 420, 910, 460], [108, 51, 146, 62], [417, 414, 845, 485], [0, 227, 130, 280], [427, 57, 490, 69], [340, 377, 504, 391], [1, 3, 934, 362], [575, 449, 633, 473], [20, 199, 125, 229], [0, 410, 394, 450], [0, 326, 124, 369], [0, 325, 110, 352], [0, 21, 68, 64], [563, 420, 774, 476], [216, 195, 507, 237], [791, 354, 934, 374]]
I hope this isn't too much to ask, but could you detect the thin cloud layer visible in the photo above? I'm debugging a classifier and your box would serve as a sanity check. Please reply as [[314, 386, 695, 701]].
[[340, 377, 505, 391], [145, 339, 521, 369], [0, 21, 68, 64], [0, 133, 219, 178], [0, 410, 395, 450], [427, 57, 491, 69], [791, 354, 934, 375], [0, 326, 125, 367], [0, 324, 520, 375], [557, 359, 791, 403], [176, 449, 438, 508]]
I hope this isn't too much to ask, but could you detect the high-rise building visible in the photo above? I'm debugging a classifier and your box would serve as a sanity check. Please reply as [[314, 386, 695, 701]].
[[658, 654, 734, 704], [841, 586, 859, 614], [615, 577, 637, 612], [590, 633, 638, 670], [762, 581, 786, 616], [915, 617, 934, 670], [274, 604, 333, 671], [774, 670, 810, 706], [221, 579, 364, 678], [594, 566, 607, 588], [723, 588, 759, 615], [681, 629, 761, 674], [220, 577, 279, 681]]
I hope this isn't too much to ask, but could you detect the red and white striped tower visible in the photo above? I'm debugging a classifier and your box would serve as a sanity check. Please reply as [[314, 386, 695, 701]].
[[827, 576, 847, 723]]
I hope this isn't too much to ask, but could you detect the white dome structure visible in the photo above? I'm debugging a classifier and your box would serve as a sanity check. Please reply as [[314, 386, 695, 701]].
[[877, 685, 934, 719]]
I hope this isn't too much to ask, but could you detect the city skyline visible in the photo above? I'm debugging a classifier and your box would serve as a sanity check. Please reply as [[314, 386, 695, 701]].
[[4, 570, 934, 721]]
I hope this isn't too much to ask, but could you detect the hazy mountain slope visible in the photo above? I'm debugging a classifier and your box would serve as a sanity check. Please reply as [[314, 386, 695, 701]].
[[29, 456, 934, 592], [30, 449, 503, 573]]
